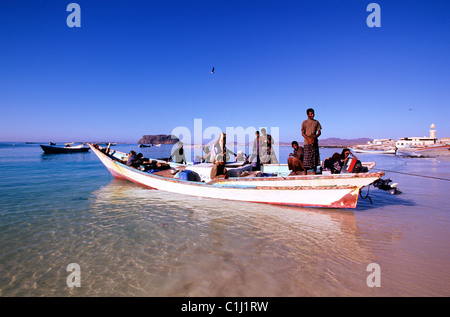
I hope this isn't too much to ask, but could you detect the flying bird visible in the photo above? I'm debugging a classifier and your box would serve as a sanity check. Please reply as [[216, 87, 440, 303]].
[[211, 67, 215, 74]]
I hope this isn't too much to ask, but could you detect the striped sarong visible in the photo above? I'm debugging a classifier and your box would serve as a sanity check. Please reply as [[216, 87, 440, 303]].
[[303, 143, 320, 170]]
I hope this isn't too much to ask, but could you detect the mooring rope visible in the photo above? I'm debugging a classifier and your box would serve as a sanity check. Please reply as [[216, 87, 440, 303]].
[[359, 185, 373, 204], [373, 168, 450, 182]]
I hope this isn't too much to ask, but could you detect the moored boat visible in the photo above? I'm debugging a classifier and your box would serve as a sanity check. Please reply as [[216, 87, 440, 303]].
[[89, 143, 384, 208], [351, 148, 397, 155], [40, 143, 90, 154], [414, 144, 450, 153], [396, 144, 450, 157]]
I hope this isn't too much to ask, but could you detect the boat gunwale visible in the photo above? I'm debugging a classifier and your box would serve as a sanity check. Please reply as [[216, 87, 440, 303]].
[[89, 143, 385, 189]]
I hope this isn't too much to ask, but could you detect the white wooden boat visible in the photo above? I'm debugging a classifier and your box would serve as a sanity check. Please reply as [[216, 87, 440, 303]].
[[396, 144, 450, 157], [414, 144, 450, 153], [89, 143, 384, 208], [351, 148, 396, 154]]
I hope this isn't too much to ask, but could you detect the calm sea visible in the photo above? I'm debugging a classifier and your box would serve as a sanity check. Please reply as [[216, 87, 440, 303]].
[[0, 142, 449, 297]]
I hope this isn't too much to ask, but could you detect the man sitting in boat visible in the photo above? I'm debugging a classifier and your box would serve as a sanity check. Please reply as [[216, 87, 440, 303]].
[[323, 153, 342, 174], [127, 151, 140, 167], [234, 151, 249, 163], [340, 149, 367, 173], [168, 141, 186, 164], [288, 141, 304, 175], [210, 154, 228, 180]]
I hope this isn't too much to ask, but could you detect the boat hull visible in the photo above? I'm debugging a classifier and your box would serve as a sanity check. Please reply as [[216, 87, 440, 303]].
[[351, 148, 396, 154], [89, 144, 384, 208], [40, 145, 90, 154], [396, 144, 450, 157]]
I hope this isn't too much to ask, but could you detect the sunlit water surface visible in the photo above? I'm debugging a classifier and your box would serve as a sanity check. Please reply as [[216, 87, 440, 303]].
[[0, 143, 449, 296]]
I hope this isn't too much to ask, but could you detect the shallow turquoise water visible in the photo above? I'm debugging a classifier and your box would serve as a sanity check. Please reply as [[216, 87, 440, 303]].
[[0, 142, 449, 296]]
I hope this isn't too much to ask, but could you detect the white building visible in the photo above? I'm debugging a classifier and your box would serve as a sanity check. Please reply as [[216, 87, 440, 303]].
[[370, 139, 396, 146], [395, 124, 438, 148]]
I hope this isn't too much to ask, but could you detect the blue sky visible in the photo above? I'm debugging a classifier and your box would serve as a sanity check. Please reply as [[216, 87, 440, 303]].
[[1, 0, 449, 143]]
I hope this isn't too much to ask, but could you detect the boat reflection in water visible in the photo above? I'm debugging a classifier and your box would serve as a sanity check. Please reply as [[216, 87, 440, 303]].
[[86, 178, 381, 296]]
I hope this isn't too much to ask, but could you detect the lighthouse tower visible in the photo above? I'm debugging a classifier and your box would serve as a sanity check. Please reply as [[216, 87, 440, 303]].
[[430, 123, 436, 139]]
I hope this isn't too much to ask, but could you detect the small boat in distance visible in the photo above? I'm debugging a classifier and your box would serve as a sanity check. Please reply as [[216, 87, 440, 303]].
[[396, 144, 450, 157], [40, 143, 90, 154], [351, 148, 397, 155], [88, 143, 384, 208], [97, 142, 117, 146], [139, 144, 152, 148]]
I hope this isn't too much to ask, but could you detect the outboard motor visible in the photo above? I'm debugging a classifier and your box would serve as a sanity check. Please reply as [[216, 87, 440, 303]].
[[373, 178, 402, 195]]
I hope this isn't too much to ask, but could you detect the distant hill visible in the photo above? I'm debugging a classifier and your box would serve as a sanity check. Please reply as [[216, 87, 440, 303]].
[[138, 135, 372, 147], [316, 137, 372, 147], [279, 137, 372, 147], [138, 134, 180, 144]]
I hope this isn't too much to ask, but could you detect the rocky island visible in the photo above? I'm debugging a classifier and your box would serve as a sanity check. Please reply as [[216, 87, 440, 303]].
[[138, 134, 180, 145]]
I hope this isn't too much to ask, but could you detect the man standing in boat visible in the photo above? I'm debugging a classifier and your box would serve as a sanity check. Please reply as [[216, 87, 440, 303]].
[[260, 128, 279, 164], [301, 108, 322, 174], [249, 130, 261, 170]]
